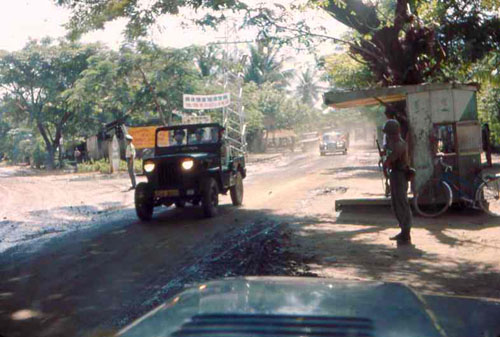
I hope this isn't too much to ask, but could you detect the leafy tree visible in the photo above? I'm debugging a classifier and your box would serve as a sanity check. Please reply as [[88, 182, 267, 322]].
[[69, 42, 204, 128], [66, 51, 132, 134], [431, 0, 500, 78], [191, 45, 222, 78], [131, 42, 202, 124], [0, 40, 100, 169], [57, 0, 500, 86], [470, 51, 500, 86], [309, 0, 500, 134], [478, 84, 500, 145], [322, 52, 376, 90], [55, 0, 247, 39]]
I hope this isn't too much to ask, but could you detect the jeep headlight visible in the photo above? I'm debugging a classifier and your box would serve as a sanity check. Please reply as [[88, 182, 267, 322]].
[[182, 160, 194, 170], [144, 160, 155, 173]]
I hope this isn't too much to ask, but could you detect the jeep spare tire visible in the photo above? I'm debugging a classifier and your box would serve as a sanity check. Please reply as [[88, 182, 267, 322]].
[[230, 171, 244, 206], [135, 182, 154, 221], [202, 177, 219, 217]]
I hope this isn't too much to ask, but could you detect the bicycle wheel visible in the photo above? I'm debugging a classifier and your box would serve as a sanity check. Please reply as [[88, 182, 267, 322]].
[[477, 178, 500, 216], [413, 179, 453, 217]]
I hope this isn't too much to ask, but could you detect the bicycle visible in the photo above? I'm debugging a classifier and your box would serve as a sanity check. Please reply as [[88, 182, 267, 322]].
[[413, 155, 500, 217]]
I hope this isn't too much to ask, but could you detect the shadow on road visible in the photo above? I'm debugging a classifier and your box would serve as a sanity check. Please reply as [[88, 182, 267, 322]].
[[2, 203, 500, 337], [298, 206, 500, 297], [321, 165, 381, 179]]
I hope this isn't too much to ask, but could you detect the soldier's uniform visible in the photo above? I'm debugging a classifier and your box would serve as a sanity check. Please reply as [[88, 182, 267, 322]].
[[383, 120, 413, 244], [125, 135, 136, 189]]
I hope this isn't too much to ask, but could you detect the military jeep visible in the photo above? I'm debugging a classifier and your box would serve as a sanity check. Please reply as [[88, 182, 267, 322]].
[[135, 123, 246, 220]]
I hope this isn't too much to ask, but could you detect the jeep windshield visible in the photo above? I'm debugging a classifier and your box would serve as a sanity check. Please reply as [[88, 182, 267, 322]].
[[157, 126, 220, 148]]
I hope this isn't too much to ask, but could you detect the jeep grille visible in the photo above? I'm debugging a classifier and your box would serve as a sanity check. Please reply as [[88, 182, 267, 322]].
[[158, 162, 181, 187]]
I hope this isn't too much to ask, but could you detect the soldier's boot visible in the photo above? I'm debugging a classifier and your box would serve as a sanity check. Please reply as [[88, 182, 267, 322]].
[[390, 230, 411, 243]]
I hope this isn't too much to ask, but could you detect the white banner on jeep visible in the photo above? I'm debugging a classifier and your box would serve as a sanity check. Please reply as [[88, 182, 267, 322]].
[[183, 93, 231, 110]]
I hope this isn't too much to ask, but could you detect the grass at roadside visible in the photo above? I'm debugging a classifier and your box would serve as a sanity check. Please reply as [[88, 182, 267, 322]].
[[76, 159, 143, 174]]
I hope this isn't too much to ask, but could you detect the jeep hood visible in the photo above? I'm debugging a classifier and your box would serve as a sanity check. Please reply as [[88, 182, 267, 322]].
[[153, 152, 217, 160], [118, 277, 492, 337]]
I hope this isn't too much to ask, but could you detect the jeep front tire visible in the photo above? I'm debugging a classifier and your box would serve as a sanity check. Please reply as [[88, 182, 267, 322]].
[[135, 182, 154, 221], [202, 177, 219, 217]]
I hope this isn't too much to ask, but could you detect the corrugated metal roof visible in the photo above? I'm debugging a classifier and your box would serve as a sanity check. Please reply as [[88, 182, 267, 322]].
[[323, 83, 477, 109]]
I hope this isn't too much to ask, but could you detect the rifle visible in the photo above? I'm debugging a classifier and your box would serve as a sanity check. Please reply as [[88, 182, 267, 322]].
[[376, 139, 390, 197]]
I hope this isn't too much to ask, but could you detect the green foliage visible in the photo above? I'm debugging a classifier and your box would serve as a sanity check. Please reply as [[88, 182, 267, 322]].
[[56, 0, 500, 88], [2, 129, 33, 164], [322, 52, 376, 90], [0, 127, 48, 167], [470, 52, 500, 86], [0, 40, 101, 169], [0, 118, 11, 155], [77, 159, 111, 174], [191, 45, 222, 78], [119, 159, 143, 174], [56, 0, 248, 39], [247, 82, 320, 130], [77, 159, 142, 174], [242, 82, 265, 135], [296, 68, 322, 106], [30, 140, 47, 168], [478, 84, 500, 146], [0, 39, 210, 168], [244, 43, 294, 90]]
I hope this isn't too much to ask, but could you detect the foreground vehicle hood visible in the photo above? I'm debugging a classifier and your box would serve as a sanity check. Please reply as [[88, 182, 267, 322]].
[[116, 277, 500, 337]]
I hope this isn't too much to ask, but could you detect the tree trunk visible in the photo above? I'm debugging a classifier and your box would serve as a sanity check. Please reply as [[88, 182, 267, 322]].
[[138, 66, 167, 125], [58, 145, 63, 168], [45, 145, 56, 170]]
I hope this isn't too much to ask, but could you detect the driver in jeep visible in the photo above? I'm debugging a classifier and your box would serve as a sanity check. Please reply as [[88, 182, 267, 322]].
[[192, 128, 205, 144], [173, 129, 185, 145]]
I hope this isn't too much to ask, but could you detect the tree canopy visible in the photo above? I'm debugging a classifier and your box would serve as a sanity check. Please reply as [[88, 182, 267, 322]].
[[0, 40, 101, 168], [0, 37, 323, 166], [3, 0, 497, 166]]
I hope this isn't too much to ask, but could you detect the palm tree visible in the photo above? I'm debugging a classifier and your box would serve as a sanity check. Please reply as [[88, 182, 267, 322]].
[[244, 42, 294, 90], [296, 68, 322, 106], [192, 45, 221, 78]]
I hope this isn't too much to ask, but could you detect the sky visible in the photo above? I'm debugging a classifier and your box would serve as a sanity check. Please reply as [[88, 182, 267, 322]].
[[0, 0, 348, 58]]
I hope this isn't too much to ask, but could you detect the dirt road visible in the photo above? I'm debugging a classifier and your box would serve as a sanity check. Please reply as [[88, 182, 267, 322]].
[[2, 149, 500, 337], [0, 151, 342, 337]]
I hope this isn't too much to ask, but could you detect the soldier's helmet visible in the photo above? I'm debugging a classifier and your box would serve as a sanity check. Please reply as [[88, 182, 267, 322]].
[[383, 119, 401, 135]]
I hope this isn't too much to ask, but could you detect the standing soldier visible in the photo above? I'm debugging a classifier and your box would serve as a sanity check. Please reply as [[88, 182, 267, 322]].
[[382, 119, 413, 244], [125, 134, 136, 190]]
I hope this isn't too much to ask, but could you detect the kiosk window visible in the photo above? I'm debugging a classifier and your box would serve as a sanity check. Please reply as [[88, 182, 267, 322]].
[[433, 124, 456, 154]]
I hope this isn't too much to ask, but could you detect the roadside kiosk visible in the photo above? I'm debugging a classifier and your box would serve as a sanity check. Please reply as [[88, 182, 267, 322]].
[[324, 83, 500, 217]]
